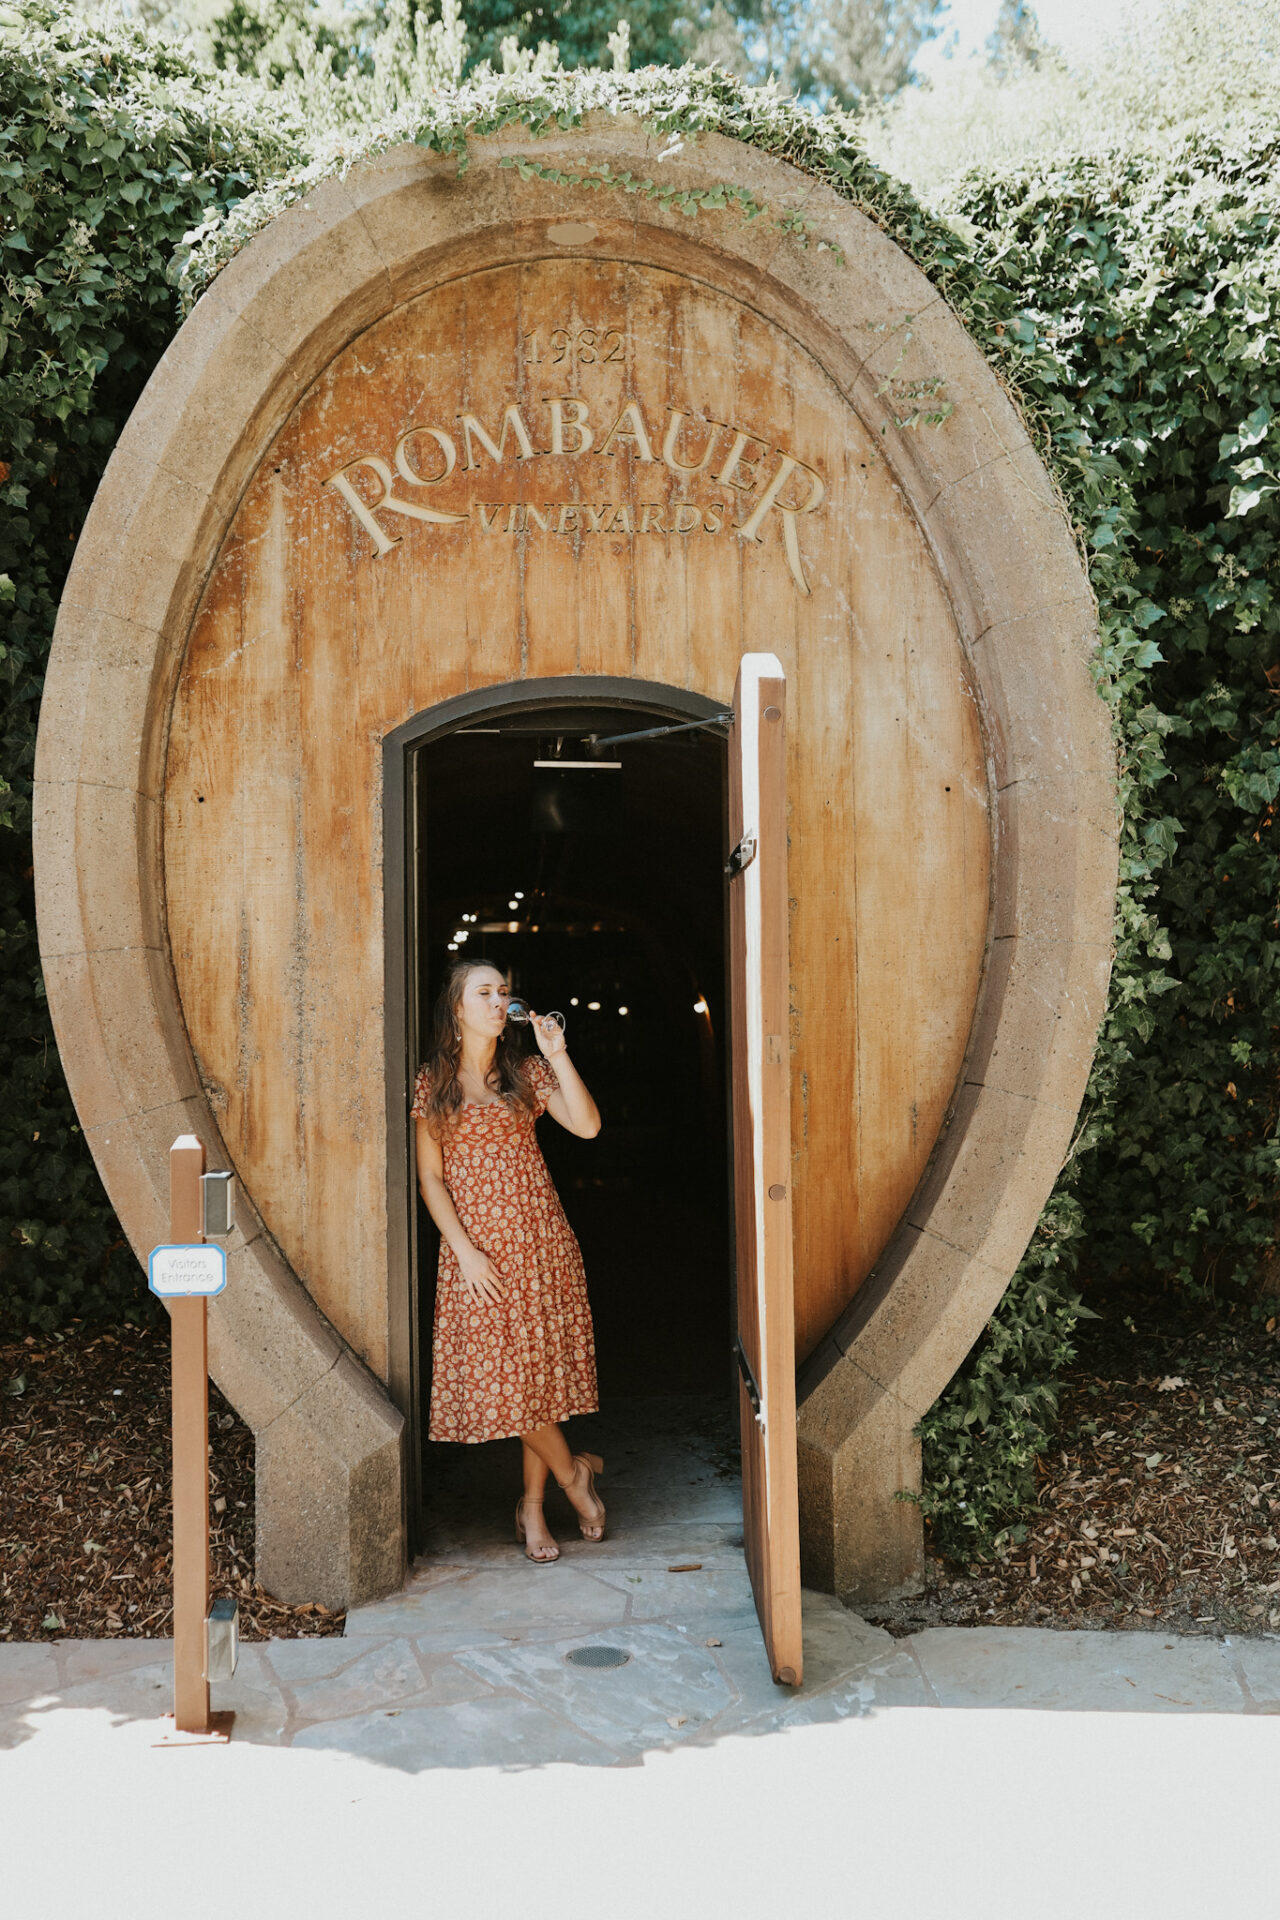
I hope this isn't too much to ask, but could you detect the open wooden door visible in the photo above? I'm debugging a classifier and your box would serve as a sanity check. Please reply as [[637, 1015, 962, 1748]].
[[727, 653, 803, 1686]]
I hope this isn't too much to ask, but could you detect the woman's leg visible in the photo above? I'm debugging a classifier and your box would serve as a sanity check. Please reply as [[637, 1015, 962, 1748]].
[[521, 1422, 605, 1538], [517, 1440, 558, 1560], [520, 1421, 575, 1483], [523, 1441, 551, 1504]]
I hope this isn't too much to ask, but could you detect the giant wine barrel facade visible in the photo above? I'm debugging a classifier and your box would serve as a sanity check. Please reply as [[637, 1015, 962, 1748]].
[[35, 124, 1116, 1608]]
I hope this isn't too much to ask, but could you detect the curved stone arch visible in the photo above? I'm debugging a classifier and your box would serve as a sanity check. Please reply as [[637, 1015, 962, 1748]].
[[34, 117, 1116, 1608]]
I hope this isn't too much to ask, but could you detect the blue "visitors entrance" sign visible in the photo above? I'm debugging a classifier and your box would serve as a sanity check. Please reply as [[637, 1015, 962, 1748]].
[[148, 1243, 227, 1298]]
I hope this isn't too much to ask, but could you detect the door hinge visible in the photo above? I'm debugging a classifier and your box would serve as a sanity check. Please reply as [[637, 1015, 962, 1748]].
[[725, 833, 757, 879], [733, 1336, 766, 1429]]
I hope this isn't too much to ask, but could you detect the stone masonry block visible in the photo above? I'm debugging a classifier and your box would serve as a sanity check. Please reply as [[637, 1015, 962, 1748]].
[[31, 778, 84, 962], [973, 602, 1111, 790], [228, 183, 387, 370], [207, 1232, 343, 1434], [352, 153, 515, 307], [965, 936, 1113, 1112], [190, 174, 371, 337], [110, 314, 286, 511], [79, 654, 167, 802], [60, 445, 210, 639], [831, 1400, 924, 1606], [569, 145, 788, 284], [905, 1081, 1080, 1275], [796, 1429, 838, 1592], [34, 782, 162, 959], [40, 951, 127, 1132], [764, 201, 938, 374], [37, 602, 169, 800], [924, 450, 1089, 642], [798, 1330, 886, 1458], [256, 1353, 404, 1611], [33, 648, 91, 796], [856, 298, 1032, 505], [778, 163, 939, 328], [995, 771, 1122, 947], [84, 946, 200, 1116], [797, 1343, 924, 1604], [81, 786, 164, 954], [81, 1105, 186, 1267], [828, 1223, 1012, 1420]]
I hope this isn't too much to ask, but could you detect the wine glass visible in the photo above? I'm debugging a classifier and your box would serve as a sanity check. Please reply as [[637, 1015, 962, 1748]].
[[506, 998, 566, 1033]]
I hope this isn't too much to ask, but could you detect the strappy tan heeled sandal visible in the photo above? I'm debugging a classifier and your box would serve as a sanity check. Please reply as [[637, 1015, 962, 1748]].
[[559, 1453, 606, 1542], [515, 1496, 560, 1564]]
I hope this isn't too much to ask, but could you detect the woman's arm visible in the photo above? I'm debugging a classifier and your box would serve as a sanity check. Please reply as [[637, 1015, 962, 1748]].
[[529, 1014, 601, 1139], [415, 1117, 506, 1304]]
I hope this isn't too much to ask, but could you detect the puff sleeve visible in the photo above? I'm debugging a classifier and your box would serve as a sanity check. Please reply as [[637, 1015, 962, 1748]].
[[523, 1056, 559, 1115], [409, 1065, 431, 1119]]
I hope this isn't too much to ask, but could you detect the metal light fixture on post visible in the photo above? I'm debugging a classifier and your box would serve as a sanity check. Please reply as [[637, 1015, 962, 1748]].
[[150, 1135, 237, 1745]]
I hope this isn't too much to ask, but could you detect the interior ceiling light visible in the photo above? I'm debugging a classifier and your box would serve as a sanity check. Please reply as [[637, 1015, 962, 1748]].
[[694, 998, 709, 1014], [618, 1006, 629, 1016], [508, 900, 519, 910], [514, 891, 525, 899], [588, 1001, 601, 1011], [570, 997, 579, 1006]]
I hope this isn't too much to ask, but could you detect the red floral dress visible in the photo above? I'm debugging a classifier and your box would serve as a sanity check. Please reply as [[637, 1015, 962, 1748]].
[[412, 1056, 598, 1443]]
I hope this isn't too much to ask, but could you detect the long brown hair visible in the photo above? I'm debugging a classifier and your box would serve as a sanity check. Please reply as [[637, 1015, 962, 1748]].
[[416, 959, 537, 1138]]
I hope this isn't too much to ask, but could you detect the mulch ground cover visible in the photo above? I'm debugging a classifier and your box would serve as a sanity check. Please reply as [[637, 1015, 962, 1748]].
[[4, 1290, 1278, 1644], [865, 1285, 1280, 1639], [0, 1318, 343, 1641]]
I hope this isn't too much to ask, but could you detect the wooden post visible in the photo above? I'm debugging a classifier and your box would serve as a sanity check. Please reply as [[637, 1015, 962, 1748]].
[[169, 1134, 211, 1735]]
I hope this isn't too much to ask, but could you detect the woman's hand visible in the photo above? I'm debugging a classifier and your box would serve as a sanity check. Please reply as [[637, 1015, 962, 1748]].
[[528, 1009, 567, 1059], [456, 1245, 506, 1305]]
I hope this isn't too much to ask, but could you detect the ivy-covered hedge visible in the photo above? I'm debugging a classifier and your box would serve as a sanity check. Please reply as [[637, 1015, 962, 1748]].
[[918, 131, 1280, 1554], [3, 15, 1277, 1561], [0, 6, 300, 1328]]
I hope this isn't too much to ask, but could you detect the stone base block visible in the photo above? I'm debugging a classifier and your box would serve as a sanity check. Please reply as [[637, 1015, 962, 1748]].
[[257, 1351, 405, 1613], [797, 1340, 924, 1605]]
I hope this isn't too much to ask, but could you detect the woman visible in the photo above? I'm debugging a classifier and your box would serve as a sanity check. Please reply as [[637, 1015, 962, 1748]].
[[413, 958, 606, 1563]]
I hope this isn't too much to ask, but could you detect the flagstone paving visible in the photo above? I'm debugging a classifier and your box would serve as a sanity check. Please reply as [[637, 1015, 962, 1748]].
[[3, 1579, 1277, 1772], [1, 1396, 1275, 1770]]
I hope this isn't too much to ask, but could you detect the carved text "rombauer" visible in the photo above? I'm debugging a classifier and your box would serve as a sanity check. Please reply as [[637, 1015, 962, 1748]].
[[325, 396, 827, 595]]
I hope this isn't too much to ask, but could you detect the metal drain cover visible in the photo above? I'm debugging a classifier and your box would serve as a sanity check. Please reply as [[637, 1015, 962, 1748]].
[[565, 1644, 631, 1670]]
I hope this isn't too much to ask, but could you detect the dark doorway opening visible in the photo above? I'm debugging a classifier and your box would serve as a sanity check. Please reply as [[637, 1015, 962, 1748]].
[[404, 692, 736, 1546]]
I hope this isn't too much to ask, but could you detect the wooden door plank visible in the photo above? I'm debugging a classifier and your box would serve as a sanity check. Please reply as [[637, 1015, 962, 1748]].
[[730, 653, 803, 1687]]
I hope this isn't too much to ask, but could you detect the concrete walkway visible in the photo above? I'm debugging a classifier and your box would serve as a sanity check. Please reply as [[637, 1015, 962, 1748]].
[[3, 1400, 1278, 1916]]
